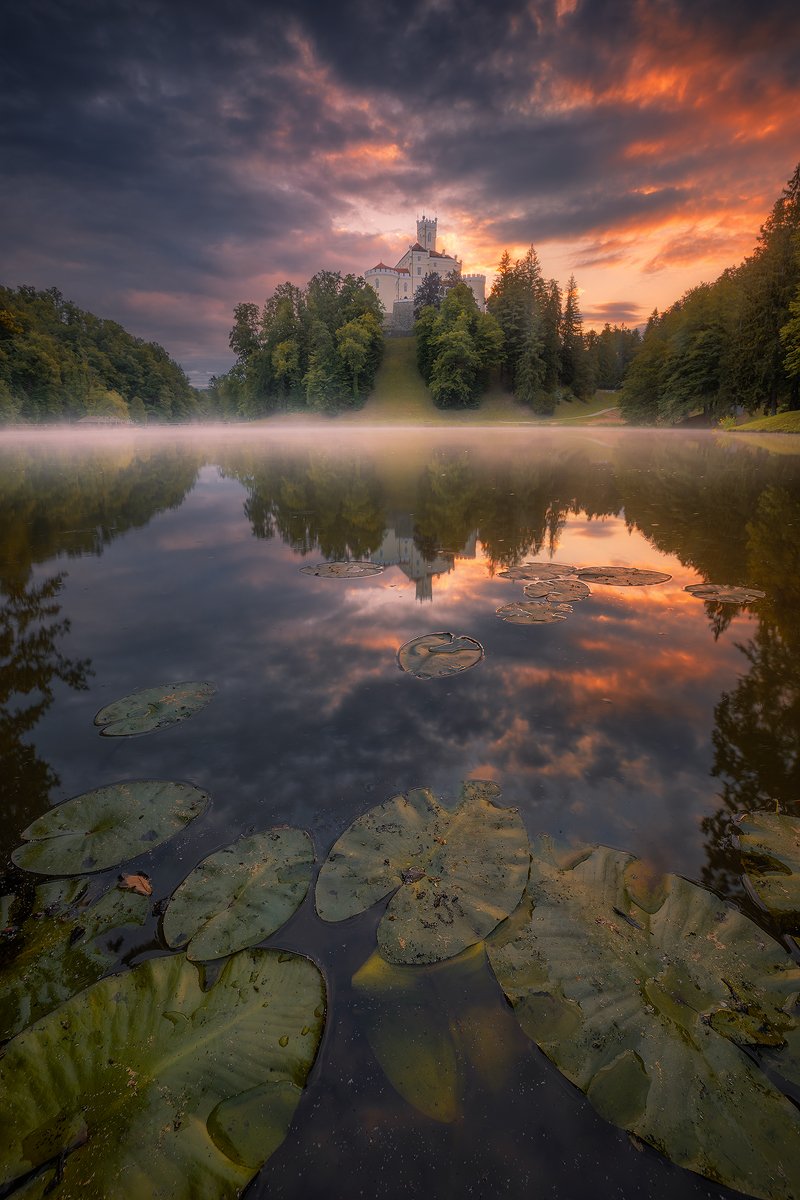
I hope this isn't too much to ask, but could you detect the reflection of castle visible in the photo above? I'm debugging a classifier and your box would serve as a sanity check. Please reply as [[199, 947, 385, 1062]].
[[372, 514, 478, 602], [366, 216, 486, 332]]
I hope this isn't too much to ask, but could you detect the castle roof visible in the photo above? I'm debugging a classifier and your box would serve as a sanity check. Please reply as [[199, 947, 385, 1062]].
[[369, 262, 394, 271]]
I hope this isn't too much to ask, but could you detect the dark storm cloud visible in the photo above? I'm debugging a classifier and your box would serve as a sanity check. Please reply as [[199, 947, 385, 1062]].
[[1, 0, 798, 376]]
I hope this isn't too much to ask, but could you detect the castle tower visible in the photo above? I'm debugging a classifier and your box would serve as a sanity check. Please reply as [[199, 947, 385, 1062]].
[[416, 214, 437, 252]]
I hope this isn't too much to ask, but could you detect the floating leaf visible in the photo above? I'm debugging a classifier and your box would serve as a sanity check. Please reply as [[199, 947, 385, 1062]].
[[737, 812, 800, 919], [316, 781, 530, 964], [487, 841, 800, 1200], [523, 578, 591, 602], [163, 828, 315, 961], [118, 873, 152, 896], [496, 601, 572, 625], [577, 566, 671, 586], [498, 562, 576, 582], [299, 561, 383, 578], [12, 780, 209, 876], [94, 681, 216, 737], [685, 583, 766, 604], [0, 880, 148, 1040], [0, 949, 325, 1199], [397, 632, 484, 679]]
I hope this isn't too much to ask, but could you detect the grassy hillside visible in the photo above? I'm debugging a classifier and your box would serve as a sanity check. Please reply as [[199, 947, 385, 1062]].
[[734, 411, 800, 433], [347, 336, 620, 425]]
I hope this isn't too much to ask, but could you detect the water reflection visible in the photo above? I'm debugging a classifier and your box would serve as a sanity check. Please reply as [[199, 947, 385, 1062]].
[[1, 427, 800, 1200]]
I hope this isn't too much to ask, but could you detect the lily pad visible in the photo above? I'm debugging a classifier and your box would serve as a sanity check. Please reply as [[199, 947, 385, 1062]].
[[12, 780, 210, 875], [0, 879, 148, 1040], [352, 944, 523, 1124], [0, 948, 326, 1199], [496, 601, 572, 625], [352, 950, 462, 1123], [299, 561, 383, 578], [397, 632, 484, 679], [487, 841, 800, 1200], [163, 828, 315, 961], [94, 681, 216, 737], [737, 812, 800, 918], [577, 566, 671, 586], [498, 562, 576, 582], [685, 583, 766, 604], [523, 579, 591, 602], [316, 781, 530, 964]]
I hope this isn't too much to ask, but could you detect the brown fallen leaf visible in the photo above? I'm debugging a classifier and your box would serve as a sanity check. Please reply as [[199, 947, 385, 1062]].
[[118, 873, 152, 897]]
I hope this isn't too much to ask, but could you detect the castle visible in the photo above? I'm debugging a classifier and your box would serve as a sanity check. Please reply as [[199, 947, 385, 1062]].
[[365, 216, 486, 330]]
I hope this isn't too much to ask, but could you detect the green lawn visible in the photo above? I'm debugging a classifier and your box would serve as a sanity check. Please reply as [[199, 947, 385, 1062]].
[[733, 411, 800, 433], [346, 337, 620, 425]]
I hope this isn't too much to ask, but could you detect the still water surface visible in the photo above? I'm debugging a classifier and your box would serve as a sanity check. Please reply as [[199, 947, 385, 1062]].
[[2, 426, 799, 1199]]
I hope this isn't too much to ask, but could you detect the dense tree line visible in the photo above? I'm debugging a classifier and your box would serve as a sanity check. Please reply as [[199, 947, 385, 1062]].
[[209, 271, 384, 417], [621, 162, 800, 424], [0, 285, 195, 423], [414, 282, 504, 408]]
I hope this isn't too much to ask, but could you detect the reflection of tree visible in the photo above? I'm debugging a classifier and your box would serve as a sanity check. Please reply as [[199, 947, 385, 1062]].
[[702, 485, 800, 899], [1, 575, 92, 833], [0, 443, 202, 591], [227, 452, 387, 560]]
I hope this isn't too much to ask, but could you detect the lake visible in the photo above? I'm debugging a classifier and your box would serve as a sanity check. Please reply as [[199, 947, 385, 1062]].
[[1, 425, 799, 1200]]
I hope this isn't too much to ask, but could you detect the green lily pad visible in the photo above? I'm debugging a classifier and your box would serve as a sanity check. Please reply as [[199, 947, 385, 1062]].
[[316, 781, 530, 964], [685, 583, 766, 603], [397, 632, 484, 679], [163, 828, 315, 961], [299, 561, 383, 578], [487, 841, 800, 1200], [12, 780, 210, 875], [94, 681, 216, 737], [0, 948, 326, 1199], [522, 579, 591, 602], [737, 812, 800, 918], [496, 601, 572, 624], [0, 879, 148, 1040], [577, 566, 671, 586], [498, 562, 576, 582]]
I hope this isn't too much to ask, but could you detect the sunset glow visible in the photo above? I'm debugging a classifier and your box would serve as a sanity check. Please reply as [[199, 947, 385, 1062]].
[[1, 0, 797, 382]]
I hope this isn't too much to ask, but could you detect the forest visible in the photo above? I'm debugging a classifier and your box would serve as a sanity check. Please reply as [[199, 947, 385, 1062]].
[[620, 163, 800, 424], [0, 285, 196, 423], [415, 256, 640, 412], [208, 271, 385, 418]]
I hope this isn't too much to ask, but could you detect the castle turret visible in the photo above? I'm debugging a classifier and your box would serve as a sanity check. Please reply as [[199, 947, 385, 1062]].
[[416, 214, 437, 252]]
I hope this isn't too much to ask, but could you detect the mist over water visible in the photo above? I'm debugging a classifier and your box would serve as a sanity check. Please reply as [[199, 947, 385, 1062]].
[[2, 424, 799, 1199]]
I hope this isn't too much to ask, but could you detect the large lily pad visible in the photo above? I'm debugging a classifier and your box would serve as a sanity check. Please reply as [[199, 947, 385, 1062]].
[[685, 583, 766, 604], [299, 561, 383, 578], [496, 601, 572, 625], [397, 632, 484, 679], [487, 841, 800, 1200], [523, 578, 591, 602], [0, 948, 326, 1199], [498, 562, 576, 582], [0, 879, 148, 1041], [577, 566, 671, 586], [12, 780, 209, 875], [316, 781, 530, 964], [94, 681, 216, 737], [163, 828, 315, 960], [737, 812, 800, 919]]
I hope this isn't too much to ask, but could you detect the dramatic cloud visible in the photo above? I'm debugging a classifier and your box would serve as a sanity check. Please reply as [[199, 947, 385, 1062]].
[[1, 0, 798, 380]]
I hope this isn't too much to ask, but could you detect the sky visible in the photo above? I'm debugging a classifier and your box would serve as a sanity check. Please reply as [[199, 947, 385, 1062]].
[[1, 0, 799, 385]]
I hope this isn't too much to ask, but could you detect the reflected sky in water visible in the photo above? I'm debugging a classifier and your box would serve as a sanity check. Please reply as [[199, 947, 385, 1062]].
[[1, 426, 799, 1199]]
